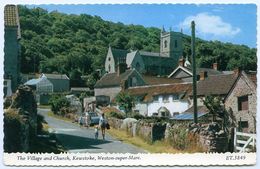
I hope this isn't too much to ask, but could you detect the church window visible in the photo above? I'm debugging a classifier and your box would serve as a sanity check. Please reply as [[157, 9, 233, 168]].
[[175, 40, 178, 48], [164, 40, 167, 48], [108, 57, 111, 61], [108, 65, 111, 72], [136, 62, 141, 71]]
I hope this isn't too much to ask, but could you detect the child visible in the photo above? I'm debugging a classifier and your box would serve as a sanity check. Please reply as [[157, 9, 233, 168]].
[[94, 125, 99, 139]]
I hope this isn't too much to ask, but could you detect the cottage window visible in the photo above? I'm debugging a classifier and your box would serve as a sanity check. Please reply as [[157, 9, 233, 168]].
[[238, 121, 249, 132], [153, 95, 159, 102], [238, 95, 248, 111], [172, 94, 179, 100], [163, 95, 169, 102]]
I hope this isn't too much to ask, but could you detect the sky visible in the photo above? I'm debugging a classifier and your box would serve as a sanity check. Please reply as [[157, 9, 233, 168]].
[[28, 4, 256, 48]]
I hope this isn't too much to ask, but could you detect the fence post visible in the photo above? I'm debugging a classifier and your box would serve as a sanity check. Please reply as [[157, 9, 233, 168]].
[[233, 128, 237, 152]]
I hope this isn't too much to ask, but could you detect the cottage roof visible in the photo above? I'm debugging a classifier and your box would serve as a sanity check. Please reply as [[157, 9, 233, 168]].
[[4, 5, 21, 39], [168, 65, 222, 78], [126, 83, 192, 102], [195, 73, 238, 96], [94, 69, 136, 88], [143, 75, 183, 85], [41, 73, 69, 80]]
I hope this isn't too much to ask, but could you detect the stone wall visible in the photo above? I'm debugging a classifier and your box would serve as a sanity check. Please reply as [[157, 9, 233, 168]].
[[4, 85, 37, 152], [108, 117, 166, 143], [189, 123, 229, 152]]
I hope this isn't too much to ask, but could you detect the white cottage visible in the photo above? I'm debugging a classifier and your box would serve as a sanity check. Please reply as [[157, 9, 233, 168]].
[[125, 83, 192, 117]]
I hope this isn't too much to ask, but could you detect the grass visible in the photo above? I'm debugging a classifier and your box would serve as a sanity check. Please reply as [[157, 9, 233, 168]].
[[38, 104, 51, 109], [107, 128, 182, 153], [47, 111, 72, 122]]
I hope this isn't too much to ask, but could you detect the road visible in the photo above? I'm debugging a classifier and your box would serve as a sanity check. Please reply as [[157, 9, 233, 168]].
[[38, 108, 146, 153]]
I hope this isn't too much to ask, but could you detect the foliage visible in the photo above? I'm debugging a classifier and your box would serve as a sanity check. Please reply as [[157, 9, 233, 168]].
[[203, 95, 224, 122], [4, 109, 27, 153], [48, 94, 70, 115], [18, 5, 256, 78], [107, 111, 125, 119], [129, 112, 144, 120], [115, 92, 135, 117]]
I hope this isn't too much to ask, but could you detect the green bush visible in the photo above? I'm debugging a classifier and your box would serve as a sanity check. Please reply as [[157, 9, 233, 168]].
[[48, 94, 70, 115], [129, 112, 144, 120], [4, 109, 27, 152], [107, 111, 125, 119]]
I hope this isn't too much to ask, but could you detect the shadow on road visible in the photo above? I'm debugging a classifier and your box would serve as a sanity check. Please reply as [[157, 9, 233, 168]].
[[55, 133, 111, 150]]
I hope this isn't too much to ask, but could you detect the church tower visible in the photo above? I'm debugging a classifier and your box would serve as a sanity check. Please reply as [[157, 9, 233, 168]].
[[160, 27, 183, 61]]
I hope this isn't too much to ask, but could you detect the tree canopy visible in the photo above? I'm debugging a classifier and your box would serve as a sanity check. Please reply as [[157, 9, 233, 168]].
[[18, 6, 256, 81]]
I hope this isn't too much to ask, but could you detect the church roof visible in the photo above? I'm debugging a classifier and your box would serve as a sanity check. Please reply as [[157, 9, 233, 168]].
[[139, 51, 167, 57], [110, 47, 128, 63]]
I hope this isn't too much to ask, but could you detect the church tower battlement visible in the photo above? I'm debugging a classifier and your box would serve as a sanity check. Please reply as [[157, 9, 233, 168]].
[[160, 27, 183, 62]]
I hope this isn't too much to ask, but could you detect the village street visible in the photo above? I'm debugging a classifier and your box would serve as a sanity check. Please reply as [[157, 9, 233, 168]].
[[38, 108, 146, 153]]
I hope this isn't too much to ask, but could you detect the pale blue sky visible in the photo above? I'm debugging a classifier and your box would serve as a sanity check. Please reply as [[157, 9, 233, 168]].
[[28, 4, 256, 48]]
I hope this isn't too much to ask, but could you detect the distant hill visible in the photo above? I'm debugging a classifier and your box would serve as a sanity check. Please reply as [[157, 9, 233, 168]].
[[18, 5, 256, 78]]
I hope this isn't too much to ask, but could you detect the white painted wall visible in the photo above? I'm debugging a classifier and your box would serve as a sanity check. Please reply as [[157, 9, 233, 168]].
[[132, 95, 189, 117]]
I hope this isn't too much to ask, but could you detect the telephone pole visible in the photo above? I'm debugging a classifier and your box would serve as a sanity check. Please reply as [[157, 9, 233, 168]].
[[191, 21, 198, 124]]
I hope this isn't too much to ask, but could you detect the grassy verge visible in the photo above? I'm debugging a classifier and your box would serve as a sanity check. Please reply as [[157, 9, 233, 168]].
[[107, 128, 182, 153], [38, 105, 51, 109], [47, 111, 72, 122]]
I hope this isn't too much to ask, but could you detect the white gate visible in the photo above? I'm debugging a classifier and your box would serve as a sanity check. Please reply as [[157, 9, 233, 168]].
[[234, 128, 256, 152]]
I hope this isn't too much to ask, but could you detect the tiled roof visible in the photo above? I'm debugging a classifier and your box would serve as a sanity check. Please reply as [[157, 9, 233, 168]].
[[4, 5, 21, 38], [41, 73, 70, 80], [246, 71, 257, 85], [143, 75, 183, 85], [184, 105, 209, 114], [139, 51, 167, 57], [195, 73, 238, 96], [95, 69, 135, 88], [126, 83, 192, 102]]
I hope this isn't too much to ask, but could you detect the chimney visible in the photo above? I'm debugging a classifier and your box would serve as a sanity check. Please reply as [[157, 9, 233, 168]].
[[234, 67, 241, 76], [117, 63, 127, 76], [213, 63, 218, 70], [199, 71, 208, 80], [179, 58, 185, 67]]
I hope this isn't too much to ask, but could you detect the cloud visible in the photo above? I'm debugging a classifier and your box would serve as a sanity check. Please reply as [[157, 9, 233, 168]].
[[180, 13, 240, 37]]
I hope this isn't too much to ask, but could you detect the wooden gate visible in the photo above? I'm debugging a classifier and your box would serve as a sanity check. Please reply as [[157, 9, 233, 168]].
[[234, 128, 256, 152]]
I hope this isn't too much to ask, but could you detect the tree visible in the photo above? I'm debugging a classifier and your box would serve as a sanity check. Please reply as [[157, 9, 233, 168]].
[[203, 95, 224, 122], [48, 94, 70, 115], [115, 92, 135, 117]]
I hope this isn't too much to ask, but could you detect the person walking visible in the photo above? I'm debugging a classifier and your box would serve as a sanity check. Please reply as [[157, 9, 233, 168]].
[[99, 113, 107, 140]]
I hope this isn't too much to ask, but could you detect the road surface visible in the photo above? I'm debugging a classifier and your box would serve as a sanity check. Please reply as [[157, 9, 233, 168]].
[[38, 108, 146, 153]]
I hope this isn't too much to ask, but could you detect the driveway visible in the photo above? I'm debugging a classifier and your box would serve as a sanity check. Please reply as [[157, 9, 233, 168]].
[[38, 108, 146, 153]]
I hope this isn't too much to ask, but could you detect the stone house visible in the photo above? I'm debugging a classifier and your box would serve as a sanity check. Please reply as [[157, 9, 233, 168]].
[[105, 29, 183, 76], [224, 71, 256, 133], [125, 83, 192, 117], [4, 5, 21, 93], [40, 73, 70, 92], [94, 67, 146, 106]]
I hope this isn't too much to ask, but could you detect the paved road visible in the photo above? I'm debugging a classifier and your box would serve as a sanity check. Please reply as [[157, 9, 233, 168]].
[[38, 108, 146, 153]]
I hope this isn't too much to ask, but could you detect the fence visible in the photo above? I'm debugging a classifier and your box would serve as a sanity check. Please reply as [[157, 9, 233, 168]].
[[234, 128, 256, 152]]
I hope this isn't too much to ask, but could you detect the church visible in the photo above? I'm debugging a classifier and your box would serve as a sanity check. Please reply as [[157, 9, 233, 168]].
[[104, 28, 183, 76]]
